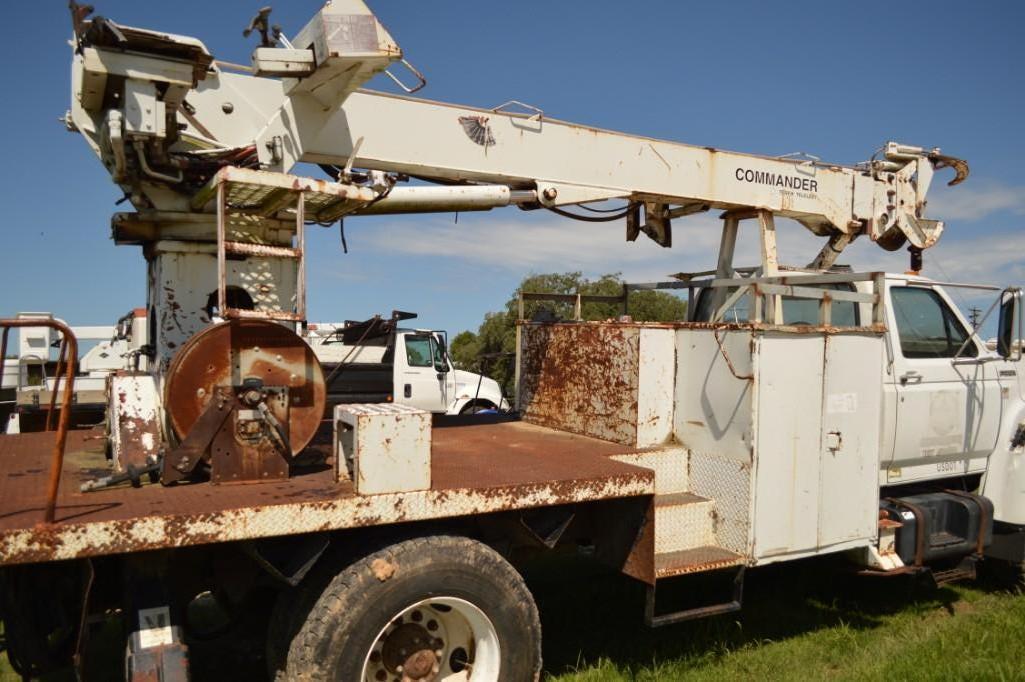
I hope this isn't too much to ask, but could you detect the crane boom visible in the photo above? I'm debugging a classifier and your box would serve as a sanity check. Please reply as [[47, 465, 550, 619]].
[[67, 0, 966, 259], [256, 88, 958, 249]]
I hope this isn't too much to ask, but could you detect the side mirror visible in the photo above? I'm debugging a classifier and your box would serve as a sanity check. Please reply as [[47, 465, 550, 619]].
[[997, 288, 1022, 360], [433, 336, 450, 374]]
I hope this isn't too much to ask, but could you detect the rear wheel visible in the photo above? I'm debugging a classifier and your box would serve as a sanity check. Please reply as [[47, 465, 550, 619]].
[[282, 535, 541, 681]]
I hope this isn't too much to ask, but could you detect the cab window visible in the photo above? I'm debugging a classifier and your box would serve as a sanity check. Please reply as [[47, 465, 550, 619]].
[[404, 336, 433, 367], [890, 287, 977, 358]]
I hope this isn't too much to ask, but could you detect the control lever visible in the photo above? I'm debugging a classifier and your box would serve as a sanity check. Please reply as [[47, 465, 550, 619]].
[[81, 458, 161, 492], [258, 401, 292, 456]]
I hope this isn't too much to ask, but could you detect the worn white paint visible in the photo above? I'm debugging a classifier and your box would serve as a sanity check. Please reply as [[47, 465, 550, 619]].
[[674, 329, 754, 461], [751, 334, 825, 558], [335, 404, 431, 494], [817, 334, 884, 548], [636, 328, 676, 447], [108, 373, 162, 471], [749, 332, 886, 562], [148, 242, 297, 367]]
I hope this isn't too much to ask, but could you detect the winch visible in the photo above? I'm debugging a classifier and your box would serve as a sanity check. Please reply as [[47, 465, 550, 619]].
[[161, 319, 325, 484]]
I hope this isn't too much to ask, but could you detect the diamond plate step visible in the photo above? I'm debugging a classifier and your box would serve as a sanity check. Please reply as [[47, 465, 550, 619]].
[[611, 447, 688, 495], [654, 492, 716, 554], [655, 545, 745, 580]]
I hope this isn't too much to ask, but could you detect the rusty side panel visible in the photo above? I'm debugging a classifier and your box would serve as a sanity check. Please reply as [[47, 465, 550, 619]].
[[519, 323, 641, 445], [0, 421, 654, 565]]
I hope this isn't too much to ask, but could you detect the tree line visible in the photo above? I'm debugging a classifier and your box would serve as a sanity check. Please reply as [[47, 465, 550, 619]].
[[449, 272, 687, 396]]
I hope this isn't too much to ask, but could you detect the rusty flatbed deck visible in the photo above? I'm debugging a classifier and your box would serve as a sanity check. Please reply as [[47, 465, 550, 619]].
[[0, 419, 654, 565]]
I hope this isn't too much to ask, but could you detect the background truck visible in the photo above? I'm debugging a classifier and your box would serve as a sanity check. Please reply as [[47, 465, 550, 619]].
[[2, 310, 148, 434], [305, 311, 508, 415], [0, 3, 1020, 681]]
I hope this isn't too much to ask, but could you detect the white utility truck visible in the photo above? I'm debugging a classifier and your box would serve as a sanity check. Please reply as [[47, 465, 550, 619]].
[[0, 3, 1021, 681], [2, 309, 148, 434], [305, 312, 508, 415]]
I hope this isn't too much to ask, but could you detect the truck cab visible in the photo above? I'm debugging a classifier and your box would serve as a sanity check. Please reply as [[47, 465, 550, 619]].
[[305, 313, 508, 416]]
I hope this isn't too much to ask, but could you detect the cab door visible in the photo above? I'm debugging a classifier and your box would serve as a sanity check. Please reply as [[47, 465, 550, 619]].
[[884, 283, 1001, 483], [397, 333, 448, 412]]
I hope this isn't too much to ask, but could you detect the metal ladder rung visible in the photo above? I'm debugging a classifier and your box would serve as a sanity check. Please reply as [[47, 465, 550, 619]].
[[223, 241, 302, 259], [223, 308, 304, 322], [645, 565, 745, 628]]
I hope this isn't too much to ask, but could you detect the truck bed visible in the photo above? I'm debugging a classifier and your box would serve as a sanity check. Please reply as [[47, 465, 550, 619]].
[[0, 419, 654, 565]]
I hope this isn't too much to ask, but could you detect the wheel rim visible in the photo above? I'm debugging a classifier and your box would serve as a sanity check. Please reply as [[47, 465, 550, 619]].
[[361, 596, 500, 681]]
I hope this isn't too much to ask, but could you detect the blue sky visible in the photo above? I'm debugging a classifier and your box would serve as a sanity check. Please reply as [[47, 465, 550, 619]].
[[1, 1, 1022, 337]]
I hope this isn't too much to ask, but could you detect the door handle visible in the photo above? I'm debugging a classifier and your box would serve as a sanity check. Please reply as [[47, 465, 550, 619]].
[[404, 383, 412, 398], [899, 370, 922, 385]]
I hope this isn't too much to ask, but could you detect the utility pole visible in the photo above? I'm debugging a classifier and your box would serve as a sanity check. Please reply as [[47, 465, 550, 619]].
[[969, 306, 982, 328]]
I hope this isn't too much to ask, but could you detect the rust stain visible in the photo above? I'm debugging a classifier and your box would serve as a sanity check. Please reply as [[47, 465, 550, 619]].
[[0, 421, 654, 565], [164, 320, 325, 457], [519, 324, 641, 445]]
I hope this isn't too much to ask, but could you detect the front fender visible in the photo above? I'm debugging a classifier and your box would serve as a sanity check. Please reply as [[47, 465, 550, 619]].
[[982, 402, 1025, 525], [448, 386, 505, 415]]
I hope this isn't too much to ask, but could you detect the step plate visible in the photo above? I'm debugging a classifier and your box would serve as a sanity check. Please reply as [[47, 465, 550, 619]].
[[654, 492, 716, 554], [656, 545, 745, 579], [611, 447, 688, 495]]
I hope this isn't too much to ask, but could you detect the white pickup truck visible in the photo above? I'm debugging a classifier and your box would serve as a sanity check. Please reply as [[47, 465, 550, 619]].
[[304, 312, 508, 415]]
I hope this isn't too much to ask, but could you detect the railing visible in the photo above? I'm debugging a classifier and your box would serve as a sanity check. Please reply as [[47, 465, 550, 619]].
[[626, 271, 886, 328], [513, 272, 886, 405], [517, 271, 885, 328], [0, 319, 78, 524], [516, 291, 627, 322], [691, 271, 886, 327]]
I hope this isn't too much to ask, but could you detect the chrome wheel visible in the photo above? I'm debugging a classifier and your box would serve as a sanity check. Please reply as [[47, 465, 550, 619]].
[[361, 596, 501, 681]]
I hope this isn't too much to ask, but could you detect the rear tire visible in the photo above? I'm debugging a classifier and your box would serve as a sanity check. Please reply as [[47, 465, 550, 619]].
[[283, 535, 542, 681]]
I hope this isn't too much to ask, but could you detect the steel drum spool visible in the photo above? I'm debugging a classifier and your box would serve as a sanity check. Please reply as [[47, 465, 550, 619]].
[[164, 320, 326, 460]]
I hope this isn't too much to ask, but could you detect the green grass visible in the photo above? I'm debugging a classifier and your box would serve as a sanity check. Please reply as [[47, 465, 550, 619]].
[[529, 555, 1025, 681], [3, 555, 1024, 680]]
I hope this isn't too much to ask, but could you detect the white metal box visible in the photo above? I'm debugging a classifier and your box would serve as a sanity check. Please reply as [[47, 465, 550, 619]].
[[334, 403, 431, 494], [674, 328, 885, 563]]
